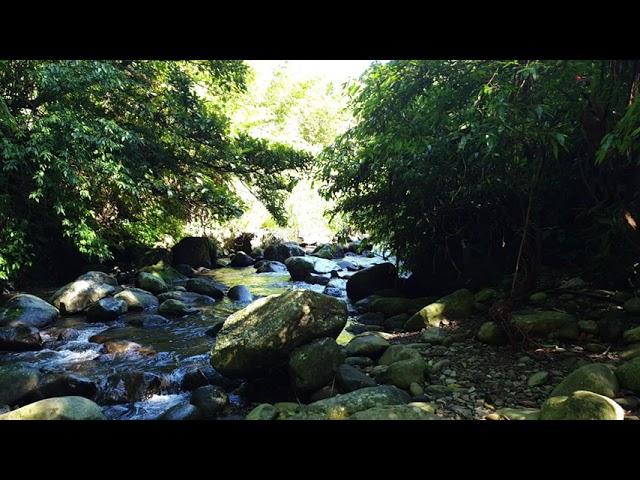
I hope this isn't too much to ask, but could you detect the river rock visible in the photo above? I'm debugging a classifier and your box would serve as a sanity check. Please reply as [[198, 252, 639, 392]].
[[50, 272, 119, 314], [97, 371, 162, 404], [384, 313, 409, 331], [405, 289, 474, 330], [615, 358, 640, 393], [0, 294, 59, 328], [493, 408, 541, 420], [364, 296, 434, 318], [114, 287, 159, 311], [510, 310, 579, 340], [171, 236, 216, 268], [184, 278, 224, 299], [540, 390, 624, 420], [344, 332, 390, 357], [0, 325, 42, 351], [211, 289, 347, 377], [32, 373, 97, 401], [378, 345, 422, 366], [0, 364, 41, 406], [623, 326, 640, 344], [312, 244, 345, 260], [158, 290, 218, 306], [136, 272, 168, 294], [289, 337, 344, 392], [350, 403, 440, 420], [550, 363, 619, 398], [246, 403, 278, 420], [158, 299, 198, 316], [336, 260, 358, 271], [376, 356, 426, 390], [256, 261, 288, 273], [86, 296, 128, 322], [0, 396, 106, 420], [346, 263, 397, 302], [264, 242, 306, 263], [335, 364, 376, 392], [228, 285, 253, 302], [125, 313, 170, 328], [358, 311, 385, 326], [96, 338, 156, 357], [477, 321, 508, 345], [158, 402, 203, 420], [528, 371, 550, 387], [190, 385, 228, 418], [180, 365, 238, 391], [230, 252, 255, 267]]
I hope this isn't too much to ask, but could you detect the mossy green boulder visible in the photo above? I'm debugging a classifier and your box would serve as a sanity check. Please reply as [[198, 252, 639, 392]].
[[615, 357, 640, 393], [623, 326, 640, 344], [211, 290, 347, 377], [114, 287, 159, 311], [376, 356, 426, 390], [0, 294, 59, 329], [344, 332, 390, 357], [477, 321, 508, 345], [511, 310, 578, 339], [136, 271, 168, 294], [0, 396, 106, 420], [550, 363, 619, 398], [288, 337, 344, 392], [0, 364, 41, 406], [540, 391, 624, 420], [378, 344, 422, 366], [350, 403, 441, 420], [50, 272, 119, 314], [245, 403, 278, 420], [404, 289, 474, 330], [493, 408, 540, 420], [364, 296, 435, 318]]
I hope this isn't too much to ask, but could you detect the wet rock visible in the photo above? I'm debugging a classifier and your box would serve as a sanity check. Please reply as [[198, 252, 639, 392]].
[[136, 272, 168, 294], [346, 263, 397, 302], [171, 236, 216, 268], [255, 261, 288, 273], [336, 260, 359, 271], [344, 332, 390, 357], [312, 243, 345, 260], [274, 402, 300, 419], [0, 325, 42, 351], [540, 390, 624, 420], [125, 313, 170, 328], [405, 289, 474, 330], [158, 402, 202, 420], [50, 272, 119, 314], [335, 364, 376, 392], [86, 296, 128, 322], [510, 310, 578, 340], [158, 299, 198, 316], [181, 365, 239, 391], [246, 403, 278, 420], [174, 264, 196, 277], [114, 287, 159, 311], [204, 318, 226, 337], [0, 396, 106, 420], [0, 294, 59, 329], [264, 242, 306, 263], [305, 273, 331, 286], [95, 338, 156, 357], [477, 321, 508, 345], [32, 373, 97, 401], [97, 371, 162, 405], [615, 358, 640, 393], [285, 256, 338, 281], [190, 385, 228, 418], [323, 287, 344, 298], [211, 290, 347, 377], [184, 278, 224, 300], [289, 337, 345, 392], [230, 252, 255, 267], [551, 363, 619, 398], [0, 364, 41, 406]]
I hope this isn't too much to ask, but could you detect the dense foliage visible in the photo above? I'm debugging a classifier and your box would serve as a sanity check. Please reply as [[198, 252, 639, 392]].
[[319, 60, 640, 291], [0, 60, 310, 284]]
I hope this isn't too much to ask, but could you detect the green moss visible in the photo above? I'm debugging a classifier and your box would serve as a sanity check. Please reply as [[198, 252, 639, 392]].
[[550, 363, 619, 398], [540, 391, 624, 420]]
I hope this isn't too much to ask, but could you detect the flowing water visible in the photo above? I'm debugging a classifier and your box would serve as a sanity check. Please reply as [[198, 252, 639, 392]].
[[0, 255, 387, 419]]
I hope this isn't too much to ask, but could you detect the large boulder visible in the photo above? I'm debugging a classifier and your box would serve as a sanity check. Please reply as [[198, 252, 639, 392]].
[[50, 272, 119, 314], [228, 285, 253, 302], [0, 294, 59, 329], [405, 289, 474, 330], [264, 242, 306, 263], [189, 385, 228, 419], [211, 290, 348, 377], [550, 363, 619, 398], [335, 364, 376, 392], [0, 325, 42, 351], [346, 263, 397, 302], [285, 256, 339, 281], [312, 244, 345, 260], [623, 326, 640, 344], [85, 297, 128, 322], [289, 385, 410, 419], [114, 288, 159, 311], [477, 321, 508, 345], [362, 296, 436, 318], [375, 346, 426, 390], [256, 261, 288, 273], [539, 391, 624, 420], [136, 272, 168, 294], [288, 337, 345, 392], [0, 396, 106, 420], [615, 357, 640, 393], [350, 403, 440, 420], [510, 310, 579, 340], [171, 236, 216, 268], [0, 364, 41, 406], [344, 332, 390, 357], [229, 252, 255, 267]]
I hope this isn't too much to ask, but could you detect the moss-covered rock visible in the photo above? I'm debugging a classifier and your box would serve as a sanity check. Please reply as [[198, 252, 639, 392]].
[[404, 289, 474, 330], [346, 262, 397, 302], [550, 363, 619, 398], [615, 357, 640, 393], [540, 391, 624, 420], [211, 290, 347, 377], [510, 310, 578, 340], [114, 288, 159, 311], [0, 396, 106, 420], [477, 321, 507, 345], [158, 299, 198, 316], [623, 297, 640, 315], [529, 292, 548, 305], [623, 326, 640, 344], [185, 278, 224, 299], [344, 332, 390, 357], [0, 294, 59, 329], [350, 403, 440, 420], [0, 364, 41, 406], [288, 337, 344, 392], [136, 271, 168, 294], [493, 408, 540, 420], [421, 326, 449, 344], [378, 345, 422, 366], [376, 356, 426, 390], [620, 343, 640, 361], [50, 272, 119, 315], [474, 288, 499, 304], [245, 403, 278, 420]]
